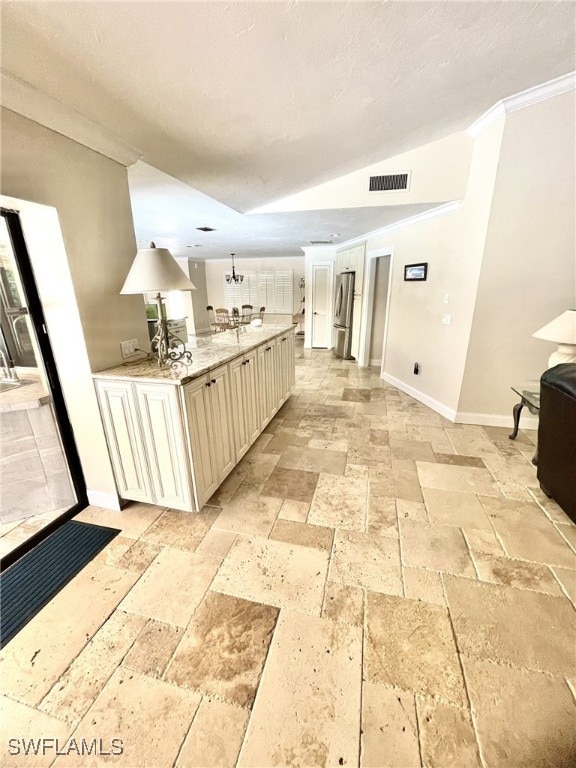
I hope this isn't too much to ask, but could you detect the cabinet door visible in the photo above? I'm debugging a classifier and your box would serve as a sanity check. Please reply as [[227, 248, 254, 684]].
[[286, 330, 295, 391], [137, 383, 193, 511], [182, 376, 219, 508], [242, 348, 260, 445], [94, 380, 151, 503], [229, 356, 250, 460], [262, 338, 278, 423], [207, 364, 235, 480], [277, 334, 290, 403], [256, 344, 270, 430]]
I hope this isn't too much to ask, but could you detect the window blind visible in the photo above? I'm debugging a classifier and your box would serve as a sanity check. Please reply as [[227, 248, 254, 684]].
[[223, 269, 293, 313]]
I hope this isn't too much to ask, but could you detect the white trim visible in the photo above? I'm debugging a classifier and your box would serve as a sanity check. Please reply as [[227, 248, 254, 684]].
[[337, 201, 461, 249], [1, 69, 142, 166], [310, 262, 332, 349], [455, 411, 539, 429], [86, 489, 122, 510], [381, 372, 457, 422], [369, 358, 382, 367], [358, 247, 394, 368], [467, 71, 576, 138]]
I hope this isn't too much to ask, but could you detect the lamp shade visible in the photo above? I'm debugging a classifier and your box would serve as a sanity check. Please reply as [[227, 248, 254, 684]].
[[533, 310, 576, 344], [120, 246, 196, 294]]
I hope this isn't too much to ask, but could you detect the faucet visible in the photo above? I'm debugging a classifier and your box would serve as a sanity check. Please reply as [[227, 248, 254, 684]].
[[237, 324, 248, 340]]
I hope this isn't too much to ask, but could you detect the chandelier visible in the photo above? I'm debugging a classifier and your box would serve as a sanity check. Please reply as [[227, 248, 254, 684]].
[[225, 253, 244, 284]]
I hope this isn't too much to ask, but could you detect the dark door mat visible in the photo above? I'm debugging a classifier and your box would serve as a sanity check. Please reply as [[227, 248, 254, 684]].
[[0, 520, 119, 647]]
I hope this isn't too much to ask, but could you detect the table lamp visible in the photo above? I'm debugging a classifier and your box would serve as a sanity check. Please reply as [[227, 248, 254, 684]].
[[121, 242, 196, 370], [533, 309, 576, 368]]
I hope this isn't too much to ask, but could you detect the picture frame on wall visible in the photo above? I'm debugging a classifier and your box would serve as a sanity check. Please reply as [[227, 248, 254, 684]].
[[404, 262, 428, 281]]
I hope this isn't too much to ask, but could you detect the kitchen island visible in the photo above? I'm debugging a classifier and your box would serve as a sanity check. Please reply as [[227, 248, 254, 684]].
[[93, 324, 295, 511]]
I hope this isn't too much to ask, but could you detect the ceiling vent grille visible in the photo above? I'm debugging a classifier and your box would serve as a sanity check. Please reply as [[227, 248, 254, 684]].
[[369, 173, 409, 192], [309, 240, 333, 245]]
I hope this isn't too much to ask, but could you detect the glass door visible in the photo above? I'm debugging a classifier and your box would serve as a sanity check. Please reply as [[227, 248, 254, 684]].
[[0, 209, 86, 565]]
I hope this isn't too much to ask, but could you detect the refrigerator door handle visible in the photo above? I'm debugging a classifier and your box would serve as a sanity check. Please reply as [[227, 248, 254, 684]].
[[335, 283, 343, 319]]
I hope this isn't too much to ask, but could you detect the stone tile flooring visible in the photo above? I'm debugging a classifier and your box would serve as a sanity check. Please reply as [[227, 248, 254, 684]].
[[1, 346, 575, 767]]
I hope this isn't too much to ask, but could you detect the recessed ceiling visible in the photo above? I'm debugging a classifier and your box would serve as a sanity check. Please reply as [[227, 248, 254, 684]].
[[129, 162, 439, 259], [2, 1, 574, 216]]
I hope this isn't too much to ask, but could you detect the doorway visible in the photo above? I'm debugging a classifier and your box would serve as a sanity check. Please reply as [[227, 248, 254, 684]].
[[359, 251, 393, 369], [0, 209, 86, 566], [311, 264, 330, 348]]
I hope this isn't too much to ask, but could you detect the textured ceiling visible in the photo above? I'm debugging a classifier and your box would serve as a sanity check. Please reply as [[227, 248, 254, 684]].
[[2, 1, 574, 217], [128, 162, 440, 259], [2, 2, 574, 258]]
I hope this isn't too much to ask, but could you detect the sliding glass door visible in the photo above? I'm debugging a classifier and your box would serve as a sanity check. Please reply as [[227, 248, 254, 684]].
[[0, 209, 86, 564]]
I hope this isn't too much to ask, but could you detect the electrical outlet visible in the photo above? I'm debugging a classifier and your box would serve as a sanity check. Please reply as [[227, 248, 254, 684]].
[[120, 339, 138, 358], [442, 314, 452, 325]]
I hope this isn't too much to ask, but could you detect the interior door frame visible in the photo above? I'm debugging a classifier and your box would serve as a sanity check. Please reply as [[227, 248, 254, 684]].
[[310, 262, 332, 349], [0, 208, 88, 571], [358, 246, 394, 369]]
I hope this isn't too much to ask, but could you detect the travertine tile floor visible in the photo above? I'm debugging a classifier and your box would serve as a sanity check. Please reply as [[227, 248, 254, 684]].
[[1, 345, 575, 767]]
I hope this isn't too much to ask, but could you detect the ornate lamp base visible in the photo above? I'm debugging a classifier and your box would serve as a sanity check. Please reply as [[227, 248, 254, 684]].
[[548, 344, 576, 368], [149, 294, 193, 375]]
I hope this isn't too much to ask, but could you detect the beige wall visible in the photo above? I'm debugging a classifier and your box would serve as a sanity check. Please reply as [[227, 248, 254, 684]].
[[187, 260, 210, 333], [256, 132, 473, 213], [458, 90, 576, 417], [366, 121, 505, 415], [205, 256, 305, 314], [1, 108, 149, 504]]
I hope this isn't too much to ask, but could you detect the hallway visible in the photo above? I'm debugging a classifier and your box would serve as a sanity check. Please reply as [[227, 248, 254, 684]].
[[1, 342, 575, 767]]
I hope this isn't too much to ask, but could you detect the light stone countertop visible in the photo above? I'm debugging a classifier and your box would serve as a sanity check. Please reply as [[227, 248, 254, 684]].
[[93, 324, 296, 386]]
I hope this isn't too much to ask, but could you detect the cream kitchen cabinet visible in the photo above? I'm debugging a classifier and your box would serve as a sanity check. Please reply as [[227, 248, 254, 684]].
[[229, 347, 259, 462], [94, 326, 296, 513], [182, 364, 235, 507], [95, 377, 192, 510], [275, 330, 294, 404], [257, 338, 277, 429], [336, 244, 365, 294], [94, 379, 152, 504]]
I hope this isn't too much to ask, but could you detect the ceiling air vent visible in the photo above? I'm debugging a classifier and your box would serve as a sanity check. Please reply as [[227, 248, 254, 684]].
[[309, 240, 333, 245], [196, 226, 216, 232], [369, 172, 409, 192]]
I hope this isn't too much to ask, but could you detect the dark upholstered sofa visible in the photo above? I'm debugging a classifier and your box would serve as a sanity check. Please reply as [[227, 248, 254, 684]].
[[537, 363, 576, 523]]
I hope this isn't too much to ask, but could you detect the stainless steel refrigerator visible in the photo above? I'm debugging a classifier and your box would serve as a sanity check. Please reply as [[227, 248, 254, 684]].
[[333, 272, 355, 359]]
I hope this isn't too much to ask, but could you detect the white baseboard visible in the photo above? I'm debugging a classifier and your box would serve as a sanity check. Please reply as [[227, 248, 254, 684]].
[[380, 373, 541, 430], [369, 358, 382, 367], [381, 373, 458, 422], [86, 489, 122, 511], [455, 411, 539, 429]]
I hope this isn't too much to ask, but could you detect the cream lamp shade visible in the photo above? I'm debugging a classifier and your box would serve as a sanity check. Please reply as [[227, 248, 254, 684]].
[[120, 244, 196, 294], [120, 243, 195, 370], [533, 309, 576, 368]]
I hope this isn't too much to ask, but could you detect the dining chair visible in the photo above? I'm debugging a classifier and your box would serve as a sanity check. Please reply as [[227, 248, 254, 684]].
[[241, 304, 253, 324], [229, 307, 241, 327], [206, 305, 217, 332], [214, 308, 230, 331]]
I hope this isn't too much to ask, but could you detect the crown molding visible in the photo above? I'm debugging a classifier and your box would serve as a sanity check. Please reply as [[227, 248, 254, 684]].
[[467, 71, 576, 138], [335, 201, 461, 249], [0, 69, 142, 166]]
